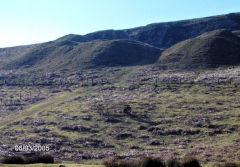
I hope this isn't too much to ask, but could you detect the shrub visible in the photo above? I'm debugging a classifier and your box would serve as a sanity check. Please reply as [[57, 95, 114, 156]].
[[103, 158, 139, 167], [141, 157, 166, 167], [166, 159, 181, 167], [103, 158, 119, 167], [182, 157, 201, 167], [1, 155, 25, 164], [118, 159, 139, 167], [1, 154, 54, 164], [59, 165, 66, 167], [28, 154, 54, 164]]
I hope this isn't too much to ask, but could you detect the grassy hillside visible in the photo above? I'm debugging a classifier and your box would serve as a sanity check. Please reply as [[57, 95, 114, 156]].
[[0, 66, 240, 163], [0, 45, 37, 69], [158, 29, 240, 69], [1, 39, 161, 71]]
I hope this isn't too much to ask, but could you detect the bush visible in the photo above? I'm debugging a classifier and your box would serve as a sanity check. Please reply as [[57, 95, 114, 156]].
[[141, 157, 166, 167], [25, 154, 54, 164], [118, 159, 139, 167], [182, 157, 201, 167], [1, 155, 25, 164], [1, 154, 54, 164], [166, 159, 181, 167], [103, 158, 139, 167], [103, 158, 119, 167]]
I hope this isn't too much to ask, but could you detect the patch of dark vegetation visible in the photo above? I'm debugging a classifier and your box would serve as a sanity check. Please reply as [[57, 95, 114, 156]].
[[103, 157, 201, 167], [1, 155, 25, 164], [28, 127, 50, 133], [24, 154, 54, 164], [1, 154, 54, 164], [166, 159, 181, 167], [103, 157, 240, 167], [141, 157, 165, 167], [105, 117, 122, 123], [103, 157, 191, 167], [182, 157, 201, 167], [58, 124, 98, 133], [59, 165, 66, 167], [147, 127, 201, 136], [114, 132, 134, 139], [103, 157, 139, 167]]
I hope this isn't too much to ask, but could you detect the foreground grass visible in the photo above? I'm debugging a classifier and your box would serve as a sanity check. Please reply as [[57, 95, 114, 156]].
[[0, 164, 103, 167], [0, 67, 240, 163]]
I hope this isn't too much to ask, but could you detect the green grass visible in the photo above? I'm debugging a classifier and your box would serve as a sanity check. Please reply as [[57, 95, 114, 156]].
[[1, 66, 240, 163], [0, 164, 103, 167]]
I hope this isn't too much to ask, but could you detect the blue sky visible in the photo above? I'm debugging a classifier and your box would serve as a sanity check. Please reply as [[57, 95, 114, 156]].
[[0, 0, 239, 48]]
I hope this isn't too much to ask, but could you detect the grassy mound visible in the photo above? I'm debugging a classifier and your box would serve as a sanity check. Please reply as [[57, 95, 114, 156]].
[[158, 29, 240, 70]]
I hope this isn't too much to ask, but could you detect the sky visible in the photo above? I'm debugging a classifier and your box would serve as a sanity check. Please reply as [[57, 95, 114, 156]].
[[0, 0, 240, 48]]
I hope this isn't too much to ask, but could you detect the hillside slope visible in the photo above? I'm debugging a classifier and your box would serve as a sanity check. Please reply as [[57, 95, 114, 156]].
[[1, 12, 240, 71], [4, 39, 161, 71], [0, 45, 37, 68], [1, 66, 240, 162], [157, 29, 240, 69]]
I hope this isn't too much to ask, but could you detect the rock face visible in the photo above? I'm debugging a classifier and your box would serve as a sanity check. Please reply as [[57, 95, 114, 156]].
[[157, 29, 240, 69]]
